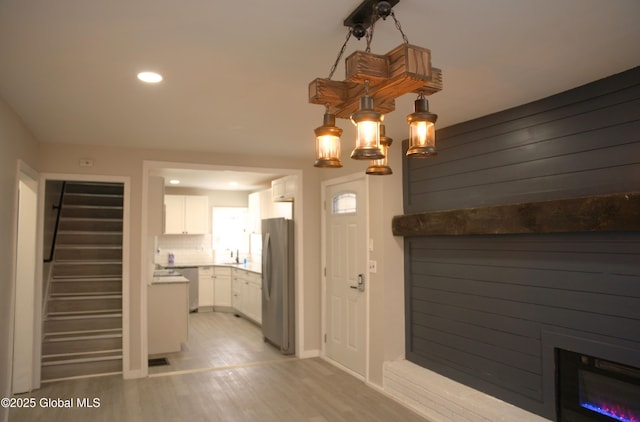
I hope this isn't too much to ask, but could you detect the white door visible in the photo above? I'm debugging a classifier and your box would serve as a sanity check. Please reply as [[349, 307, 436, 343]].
[[324, 178, 367, 376]]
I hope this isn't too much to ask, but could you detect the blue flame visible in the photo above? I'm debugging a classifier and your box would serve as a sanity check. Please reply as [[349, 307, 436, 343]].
[[581, 402, 638, 422]]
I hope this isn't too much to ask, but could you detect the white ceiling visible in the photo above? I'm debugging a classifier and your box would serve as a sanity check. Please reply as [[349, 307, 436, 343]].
[[151, 167, 281, 191], [1, 0, 639, 164]]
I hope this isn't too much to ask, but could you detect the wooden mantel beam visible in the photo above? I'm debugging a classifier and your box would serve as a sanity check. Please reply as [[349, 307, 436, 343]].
[[392, 192, 640, 236]]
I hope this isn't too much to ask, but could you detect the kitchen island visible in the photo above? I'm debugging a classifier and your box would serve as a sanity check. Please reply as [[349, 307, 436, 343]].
[[148, 271, 189, 355]]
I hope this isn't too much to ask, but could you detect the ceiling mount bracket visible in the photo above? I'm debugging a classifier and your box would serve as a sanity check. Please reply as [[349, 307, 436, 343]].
[[343, 0, 400, 30]]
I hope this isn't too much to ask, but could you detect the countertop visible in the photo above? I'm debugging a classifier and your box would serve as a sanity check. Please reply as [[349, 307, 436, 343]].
[[150, 275, 189, 284], [150, 269, 189, 285], [159, 262, 262, 274], [218, 262, 262, 274]]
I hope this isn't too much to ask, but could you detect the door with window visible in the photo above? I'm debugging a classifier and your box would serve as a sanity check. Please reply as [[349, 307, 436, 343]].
[[324, 178, 367, 376]]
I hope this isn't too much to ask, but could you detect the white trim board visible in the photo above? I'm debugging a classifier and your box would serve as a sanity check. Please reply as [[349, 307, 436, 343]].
[[383, 360, 551, 422]]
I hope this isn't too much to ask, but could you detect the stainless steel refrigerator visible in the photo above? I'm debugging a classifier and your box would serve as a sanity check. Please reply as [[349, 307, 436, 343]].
[[261, 217, 295, 355]]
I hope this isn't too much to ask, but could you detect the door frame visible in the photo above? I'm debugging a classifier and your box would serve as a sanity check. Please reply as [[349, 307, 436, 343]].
[[10, 160, 40, 393], [320, 172, 370, 381], [140, 160, 305, 375]]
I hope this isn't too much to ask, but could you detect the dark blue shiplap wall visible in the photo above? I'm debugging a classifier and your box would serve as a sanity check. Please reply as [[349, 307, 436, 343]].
[[402, 67, 640, 419]]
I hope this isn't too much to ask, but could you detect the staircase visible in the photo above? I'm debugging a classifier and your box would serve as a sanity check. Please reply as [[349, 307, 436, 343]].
[[41, 181, 124, 382]]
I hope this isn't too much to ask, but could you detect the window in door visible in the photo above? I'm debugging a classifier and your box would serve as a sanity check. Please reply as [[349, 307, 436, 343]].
[[332, 192, 357, 215]]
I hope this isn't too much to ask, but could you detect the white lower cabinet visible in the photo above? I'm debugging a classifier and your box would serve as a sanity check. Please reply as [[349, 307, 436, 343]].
[[198, 267, 214, 309], [198, 266, 232, 310], [199, 266, 260, 322], [214, 267, 232, 307], [232, 268, 261, 324]]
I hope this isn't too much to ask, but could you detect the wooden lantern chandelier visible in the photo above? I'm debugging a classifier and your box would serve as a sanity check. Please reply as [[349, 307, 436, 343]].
[[309, 0, 443, 174]]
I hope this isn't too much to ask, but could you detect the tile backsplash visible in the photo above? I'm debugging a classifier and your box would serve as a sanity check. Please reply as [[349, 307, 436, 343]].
[[155, 234, 214, 265]]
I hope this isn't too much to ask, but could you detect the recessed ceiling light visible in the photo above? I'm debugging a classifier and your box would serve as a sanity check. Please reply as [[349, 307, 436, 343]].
[[169, 179, 180, 185], [228, 181, 239, 187], [137, 71, 163, 83]]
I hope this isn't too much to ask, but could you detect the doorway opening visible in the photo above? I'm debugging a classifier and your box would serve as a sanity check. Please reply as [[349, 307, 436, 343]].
[[142, 161, 302, 376], [40, 180, 126, 382]]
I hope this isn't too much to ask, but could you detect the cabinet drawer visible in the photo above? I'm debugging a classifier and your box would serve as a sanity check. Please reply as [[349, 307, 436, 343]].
[[214, 266, 231, 276]]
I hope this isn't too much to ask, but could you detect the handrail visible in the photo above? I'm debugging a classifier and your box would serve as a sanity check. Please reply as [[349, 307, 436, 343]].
[[44, 181, 66, 263]]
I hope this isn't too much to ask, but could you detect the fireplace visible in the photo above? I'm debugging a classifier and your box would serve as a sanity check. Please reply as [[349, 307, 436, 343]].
[[557, 349, 640, 422]]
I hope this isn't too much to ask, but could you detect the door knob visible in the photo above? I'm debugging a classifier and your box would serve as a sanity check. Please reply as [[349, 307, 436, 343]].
[[350, 274, 365, 292]]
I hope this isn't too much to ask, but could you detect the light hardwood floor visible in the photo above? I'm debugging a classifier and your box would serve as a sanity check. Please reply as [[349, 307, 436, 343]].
[[12, 311, 430, 421], [148, 311, 293, 375]]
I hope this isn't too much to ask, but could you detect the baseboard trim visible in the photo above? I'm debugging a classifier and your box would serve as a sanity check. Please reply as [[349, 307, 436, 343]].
[[124, 368, 144, 380], [298, 348, 320, 359]]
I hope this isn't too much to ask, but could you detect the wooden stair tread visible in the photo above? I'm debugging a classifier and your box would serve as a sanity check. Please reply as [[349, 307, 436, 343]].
[[43, 332, 122, 343], [44, 327, 121, 336], [64, 193, 123, 198], [52, 259, 123, 264], [51, 277, 122, 282], [49, 294, 122, 300], [62, 205, 123, 209], [42, 351, 123, 365], [60, 216, 122, 221], [50, 292, 122, 298], [52, 275, 122, 279], [56, 244, 122, 249], [57, 230, 123, 235], [48, 309, 123, 317], [46, 312, 122, 320]]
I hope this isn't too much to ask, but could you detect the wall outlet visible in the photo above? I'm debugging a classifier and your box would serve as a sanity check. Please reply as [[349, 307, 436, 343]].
[[369, 260, 377, 273]]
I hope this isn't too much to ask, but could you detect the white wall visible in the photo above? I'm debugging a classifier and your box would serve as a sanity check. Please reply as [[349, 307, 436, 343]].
[[0, 96, 39, 422], [37, 142, 323, 375]]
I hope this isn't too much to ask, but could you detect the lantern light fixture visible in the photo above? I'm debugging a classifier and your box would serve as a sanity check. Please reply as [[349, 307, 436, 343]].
[[366, 124, 393, 175], [350, 81, 384, 160], [406, 91, 438, 157], [308, 0, 443, 174], [314, 108, 344, 168]]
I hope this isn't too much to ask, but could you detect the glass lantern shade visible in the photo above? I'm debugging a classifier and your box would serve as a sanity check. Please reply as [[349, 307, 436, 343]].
[[407, 97, 438, 157], [366, 125, 393, 175], [350, 95, 384, 160], [314, 112, 343, 168]]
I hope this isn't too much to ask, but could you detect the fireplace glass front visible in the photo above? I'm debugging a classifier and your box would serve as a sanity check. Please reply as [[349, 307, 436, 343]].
[[557, 349, 640, 422]]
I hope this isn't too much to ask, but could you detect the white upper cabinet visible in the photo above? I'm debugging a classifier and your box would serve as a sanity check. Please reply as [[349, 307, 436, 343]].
[[164, 195, 208, 234], [248, 188, 293, 234], [271, 175, 297, 202]]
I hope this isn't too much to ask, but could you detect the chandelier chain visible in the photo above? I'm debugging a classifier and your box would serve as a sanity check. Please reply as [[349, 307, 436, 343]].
[[328, 29, 353, 80], [391, 11, 409, 44], [365, 6, 377, 53]]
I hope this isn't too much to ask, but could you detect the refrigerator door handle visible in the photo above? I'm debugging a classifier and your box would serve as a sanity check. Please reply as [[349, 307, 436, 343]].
[[262, 232, 272, 301]]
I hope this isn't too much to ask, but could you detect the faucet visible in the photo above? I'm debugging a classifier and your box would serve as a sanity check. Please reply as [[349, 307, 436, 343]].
[[235, 249, 240, 264]]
